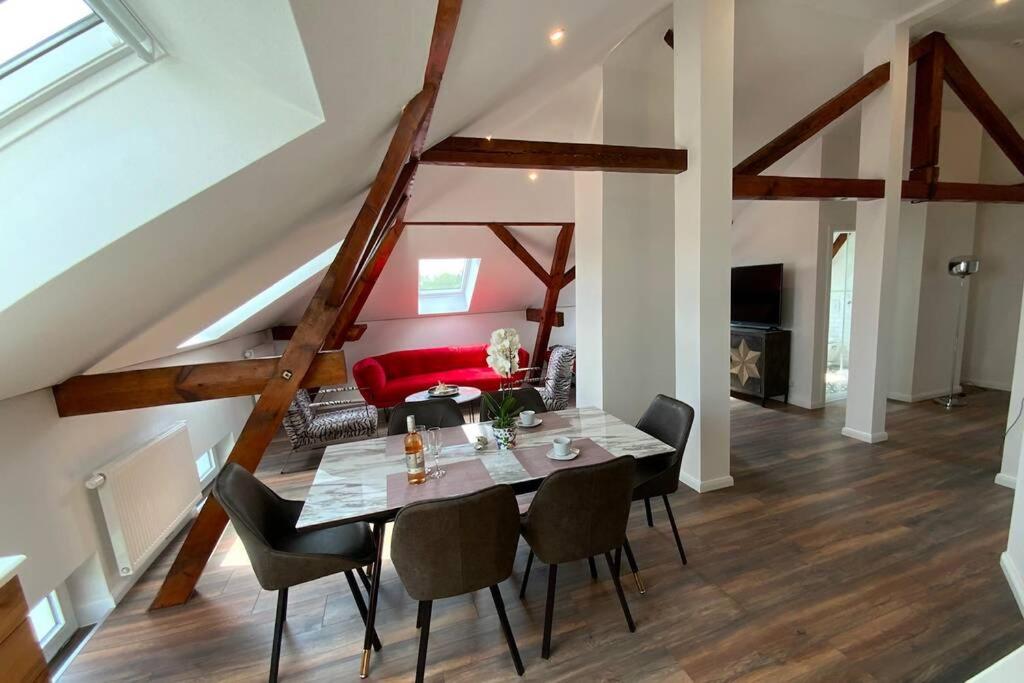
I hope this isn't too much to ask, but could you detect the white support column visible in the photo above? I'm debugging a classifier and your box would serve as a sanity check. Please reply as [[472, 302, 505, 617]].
[[842, 24, 910, 444], [673, 0, 734, 492], [998, 301, 1024, 489]]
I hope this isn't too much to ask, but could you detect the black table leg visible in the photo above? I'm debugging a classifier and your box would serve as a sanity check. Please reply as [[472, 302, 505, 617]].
[[360, 522, 386, 678]]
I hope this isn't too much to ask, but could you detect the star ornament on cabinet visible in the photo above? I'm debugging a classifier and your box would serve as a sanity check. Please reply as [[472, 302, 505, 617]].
[[730, 339, 762, 386]]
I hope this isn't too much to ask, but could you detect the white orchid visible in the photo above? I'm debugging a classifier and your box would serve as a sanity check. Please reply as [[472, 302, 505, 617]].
[[486, 328, 521, 378]]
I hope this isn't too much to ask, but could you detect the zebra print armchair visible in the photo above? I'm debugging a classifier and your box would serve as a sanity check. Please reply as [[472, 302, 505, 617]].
[[537, 345, 576, 411], [280, 388, 378, 471]]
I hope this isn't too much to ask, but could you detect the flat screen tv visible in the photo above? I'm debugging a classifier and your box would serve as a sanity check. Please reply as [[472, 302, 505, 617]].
[[731, 264, 783, 328]]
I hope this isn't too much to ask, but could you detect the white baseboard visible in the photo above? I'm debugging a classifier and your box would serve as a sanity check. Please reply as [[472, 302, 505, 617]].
[[889, 385, 963, 404], [679, 472, 735, 493], [1001, 552, 1024, 618], [964, 377, 1014, 392], [996, 473, 1017, 490], [841, 426, 889, 444]]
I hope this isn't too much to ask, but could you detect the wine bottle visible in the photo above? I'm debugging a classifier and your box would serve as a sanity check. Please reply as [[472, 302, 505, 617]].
[[404, 415, 426, 485]]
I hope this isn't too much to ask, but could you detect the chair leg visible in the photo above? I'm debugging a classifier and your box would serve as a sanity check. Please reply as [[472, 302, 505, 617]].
[[542, 564, 558, 659], [269, 588, 288, 683], [519, 550, 534, 599], [621, 537, 646, 595], [604, 551, 636, 633], [360, 523, 386, 679], [587, 556, 598, 580], [489, 585, 525, 676], [357, 566, 373, 594], [343, 571, 381, 651], [415, 601, 433, 683], [644, 497, 654, 527], [662, 494, 688, 566], [416, 599, 424, 629]]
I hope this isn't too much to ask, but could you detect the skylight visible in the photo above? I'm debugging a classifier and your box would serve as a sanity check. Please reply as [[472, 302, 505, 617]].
[[0, 0, 158, 126], [179, 243, 341, 349], [418, 258, 481, 315]]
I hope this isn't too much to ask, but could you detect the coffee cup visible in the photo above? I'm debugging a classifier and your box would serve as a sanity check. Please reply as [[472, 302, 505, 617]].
[[520, 410, 536, 426], [552, 436, 572, 457]]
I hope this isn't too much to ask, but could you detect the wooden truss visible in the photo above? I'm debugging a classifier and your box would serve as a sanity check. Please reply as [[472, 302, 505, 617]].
[[732, 32, 1024, 203], [42, 0, 689, 612]]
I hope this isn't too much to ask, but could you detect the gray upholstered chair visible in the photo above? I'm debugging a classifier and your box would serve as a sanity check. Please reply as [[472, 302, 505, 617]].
[[535, 345, 575, 410], [213, 464, 380, 682], [519, 456, 638, 659], [633, 395, 695, 566], [280, 388, 378, 472], [386, 398, 465, 436], [479, 386, 547, 423], [390, 486, 525, 682]]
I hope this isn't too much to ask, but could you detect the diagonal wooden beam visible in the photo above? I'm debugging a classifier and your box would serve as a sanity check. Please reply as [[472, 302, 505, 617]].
[[422, 137, 687, 174], [151, 87, 437, 611], [531, 223, 574, 366], [487, 224, 552, 286], [272, 325, 366, 343], [941, 35, 1024, 178], [831, 233, 848, 258], [734, 63, 891, 176], [561, 266, 575, 288], [51, 352, 347, 417], [909, 34, 946, 184], [735, 35, 934, 177]]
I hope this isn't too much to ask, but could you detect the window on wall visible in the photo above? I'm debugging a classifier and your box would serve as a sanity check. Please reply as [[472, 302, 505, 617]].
[[28, 592, 64, 646], [417, 258, 480, 315], [194, 448, 216, 483], [0, 0, 159, 128]]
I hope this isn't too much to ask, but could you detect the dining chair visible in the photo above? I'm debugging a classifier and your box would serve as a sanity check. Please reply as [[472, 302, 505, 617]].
[[390, 485, 525, 682], [633, 394, 695, 567], [386, 398, 465, 436], [479, 386, 547, 422], [520, 456, 638, 659], [213, 463, 381, 683]]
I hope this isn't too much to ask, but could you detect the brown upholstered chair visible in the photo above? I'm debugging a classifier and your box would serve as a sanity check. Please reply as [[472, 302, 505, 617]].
[[213, 463, 380, 682], [633, 395, 695, 566], [390, 485, 525, 682], [519, 456, 638, 659], [479, 386, 548, 423], [386, 398, 465, 436]]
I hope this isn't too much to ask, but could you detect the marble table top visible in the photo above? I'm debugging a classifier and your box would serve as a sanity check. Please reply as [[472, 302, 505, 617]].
[[297, 407, 674, 529]]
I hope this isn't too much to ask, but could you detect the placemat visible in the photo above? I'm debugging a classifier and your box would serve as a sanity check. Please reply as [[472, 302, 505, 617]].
[[513, 438, 614, 478], [384, 425, 474, 455], [520, 411, 572, 431], [386, 458, 494, 508]]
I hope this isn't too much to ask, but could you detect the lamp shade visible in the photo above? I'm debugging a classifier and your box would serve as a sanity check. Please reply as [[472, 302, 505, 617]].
[[948, 256, 980, 278]]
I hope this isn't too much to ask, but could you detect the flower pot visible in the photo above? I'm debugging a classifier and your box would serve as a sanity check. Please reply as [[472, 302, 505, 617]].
[[493, 424, 518, 450]]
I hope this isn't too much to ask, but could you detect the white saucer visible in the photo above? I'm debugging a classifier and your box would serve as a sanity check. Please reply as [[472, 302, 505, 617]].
[[518, 418, 543, 428], [546, 447, 580, 461]]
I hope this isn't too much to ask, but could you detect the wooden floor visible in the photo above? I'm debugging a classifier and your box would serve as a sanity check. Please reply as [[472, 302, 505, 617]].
[[62, 390, 1024, 682]]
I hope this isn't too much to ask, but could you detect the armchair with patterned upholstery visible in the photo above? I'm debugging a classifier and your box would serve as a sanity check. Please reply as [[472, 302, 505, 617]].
[[280, 386, 378, 472], [533, 345, 576, 411]]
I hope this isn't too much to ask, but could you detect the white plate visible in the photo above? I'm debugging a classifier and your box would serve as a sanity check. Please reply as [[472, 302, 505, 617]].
[[428, 387, 459, 397], [518, 418, 543, 428], [546, 447, 580, 461]]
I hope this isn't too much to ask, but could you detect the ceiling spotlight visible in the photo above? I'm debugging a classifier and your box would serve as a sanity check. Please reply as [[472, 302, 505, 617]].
[[528, 171, 539, 182], [549, 28, 566, 45], [995, 0, 1010, 5], [485, 135, 493, 141]]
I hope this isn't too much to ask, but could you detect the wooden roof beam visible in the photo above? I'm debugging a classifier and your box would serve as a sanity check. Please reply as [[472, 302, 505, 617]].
[[422, 137, 687, 174], [487, 224, 553, 286]]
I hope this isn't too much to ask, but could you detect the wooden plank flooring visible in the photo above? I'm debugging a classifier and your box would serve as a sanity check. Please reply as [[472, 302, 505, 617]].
[[61, 390, 1024, 681]]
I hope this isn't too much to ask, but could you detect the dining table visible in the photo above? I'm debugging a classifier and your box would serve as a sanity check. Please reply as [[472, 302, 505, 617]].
[[296, 406, 674, 676]]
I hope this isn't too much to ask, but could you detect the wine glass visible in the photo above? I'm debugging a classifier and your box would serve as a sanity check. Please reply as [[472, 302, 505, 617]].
[[427, 427, 445, 479]]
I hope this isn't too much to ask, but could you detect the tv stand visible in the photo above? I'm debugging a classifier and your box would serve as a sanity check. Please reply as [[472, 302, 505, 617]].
[[729, 325, 791, 406]]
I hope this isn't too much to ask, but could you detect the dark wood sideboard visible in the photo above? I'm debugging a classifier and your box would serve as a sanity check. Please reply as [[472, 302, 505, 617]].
[[729, 326, 791, 406]]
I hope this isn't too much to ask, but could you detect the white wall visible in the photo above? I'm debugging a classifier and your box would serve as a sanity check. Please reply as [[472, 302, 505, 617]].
[[731, 141, 826, 409], [0, 333, 261, 615], [963, 111, 1024, 393], [598, 8, 676, 424]]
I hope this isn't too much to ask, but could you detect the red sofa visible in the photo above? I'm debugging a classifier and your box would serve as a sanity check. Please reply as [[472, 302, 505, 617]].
[[352, 345, 530, 408]]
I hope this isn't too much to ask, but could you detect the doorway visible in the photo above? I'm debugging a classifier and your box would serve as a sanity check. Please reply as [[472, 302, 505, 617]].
[[826, 231, 854, 402]]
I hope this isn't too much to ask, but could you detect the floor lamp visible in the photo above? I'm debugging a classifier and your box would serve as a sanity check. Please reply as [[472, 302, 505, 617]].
[[934, 256, 980, 409]]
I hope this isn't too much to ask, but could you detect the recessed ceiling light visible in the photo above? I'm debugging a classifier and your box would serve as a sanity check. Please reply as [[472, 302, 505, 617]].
[[485, 135, 492, 141], [996, 0, 1010, 6], [549, 28, 566, 45], [528, 171, 539, 182]]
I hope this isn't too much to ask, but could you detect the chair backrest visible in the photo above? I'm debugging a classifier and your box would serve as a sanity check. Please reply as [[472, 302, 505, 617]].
[[635, 395, 695, 480], [387, 398, 465, 436], [212, 463, 298, 588], [281, 389, 314, 447], [479, 386, 547, 422], [542, 345, 576, 410], [391, 485, 520, 601], [522, 456, 636, 565]]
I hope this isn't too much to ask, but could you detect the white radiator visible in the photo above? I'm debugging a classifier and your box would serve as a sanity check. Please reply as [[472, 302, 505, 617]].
[[86, 422, 202, 577]]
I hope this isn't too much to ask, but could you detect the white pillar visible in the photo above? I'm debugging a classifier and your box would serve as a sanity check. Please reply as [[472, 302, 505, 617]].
[[999, 299, 1024, 488], [842, 24, 910, 443], [574, 168, 604, 410], [673, 0, 734, 492]]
